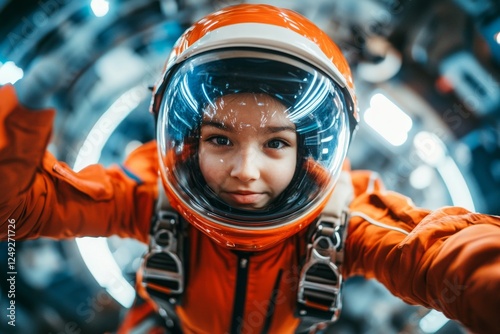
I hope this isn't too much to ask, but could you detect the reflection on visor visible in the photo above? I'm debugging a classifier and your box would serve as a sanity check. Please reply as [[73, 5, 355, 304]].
[[157, 48, 351, 228]]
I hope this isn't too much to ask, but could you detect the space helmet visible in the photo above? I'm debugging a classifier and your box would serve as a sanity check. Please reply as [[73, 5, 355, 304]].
[[151, 4, 359, 251]]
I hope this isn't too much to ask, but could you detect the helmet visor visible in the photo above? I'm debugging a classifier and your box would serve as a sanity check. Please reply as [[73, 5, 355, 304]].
[[157, 49, 352, 229]]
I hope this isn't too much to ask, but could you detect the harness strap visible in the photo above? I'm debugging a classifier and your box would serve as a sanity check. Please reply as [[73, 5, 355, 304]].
[[140, 172, 353, 331], [297, 171, 353, 328], [139, 178, 185, 332]]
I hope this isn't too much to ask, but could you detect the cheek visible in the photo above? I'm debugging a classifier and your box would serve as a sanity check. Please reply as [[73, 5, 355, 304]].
[[270, 155, 297, 192], [199, 151, 226, 189]]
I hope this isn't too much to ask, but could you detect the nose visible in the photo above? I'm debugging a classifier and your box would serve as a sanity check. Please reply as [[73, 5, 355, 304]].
[[230, 147, 260, 182]]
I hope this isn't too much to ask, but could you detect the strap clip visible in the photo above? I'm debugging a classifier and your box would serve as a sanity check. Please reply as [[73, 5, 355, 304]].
[[297, 215, 345, 322], [141, 210, 184, 296]]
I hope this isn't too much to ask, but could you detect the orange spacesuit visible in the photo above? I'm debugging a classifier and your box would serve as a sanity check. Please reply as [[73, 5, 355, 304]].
[[2, 84, 500, 333], [2, 4, 500, 334]]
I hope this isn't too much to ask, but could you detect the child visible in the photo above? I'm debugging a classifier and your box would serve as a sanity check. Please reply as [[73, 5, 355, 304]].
[[198, 93, 298, 211], [1, 3, 499, 334]]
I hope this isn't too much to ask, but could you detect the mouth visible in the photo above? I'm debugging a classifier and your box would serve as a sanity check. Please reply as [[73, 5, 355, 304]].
[[224, 191, 266, 206]]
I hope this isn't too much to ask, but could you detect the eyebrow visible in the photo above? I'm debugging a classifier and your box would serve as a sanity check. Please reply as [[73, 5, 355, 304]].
[[201, 120, 296, 133]]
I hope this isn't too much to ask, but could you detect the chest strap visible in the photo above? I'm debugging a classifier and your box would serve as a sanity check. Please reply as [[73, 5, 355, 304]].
[[139, 179, 185, 331], [297, 171, 353, 327], [140, 172, 353, 331]]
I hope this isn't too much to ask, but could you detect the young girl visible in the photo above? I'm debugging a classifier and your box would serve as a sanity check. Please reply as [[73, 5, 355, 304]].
[[2, 3, 499, 334]]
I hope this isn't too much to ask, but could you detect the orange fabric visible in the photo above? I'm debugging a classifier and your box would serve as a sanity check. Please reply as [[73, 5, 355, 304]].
[[174, 225, 306, 333], [1, 84, 500, 333], [117, 300, 158, 334], [345, 171, 500, 334], [0, 84, 156, 243], [172, 4, 354, 90]]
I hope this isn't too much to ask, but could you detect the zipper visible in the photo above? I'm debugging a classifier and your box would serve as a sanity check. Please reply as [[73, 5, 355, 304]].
[[261, 269, 283, 334], [229, 252, 250, 334]]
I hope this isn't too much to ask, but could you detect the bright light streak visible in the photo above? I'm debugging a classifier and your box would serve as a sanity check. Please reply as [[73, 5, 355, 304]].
[[414, 131, 475, 211], [364, 93, 413, 146], [0, 61, 24, 85], [437, 157, 476, 211], [75, 238, 135, 307], [413, 131, 446, 166], [73, 86, 148, 172], [419, 310, 450, 333], [495, 32, 500, 44], [90, 0, 109, 17], [74, 85, 149, 308], [409, 165, 434, 190]]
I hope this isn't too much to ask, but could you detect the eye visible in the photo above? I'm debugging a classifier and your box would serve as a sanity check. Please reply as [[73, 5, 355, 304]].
[[266, 139, 289, 149], [208, 136, 232, 146]]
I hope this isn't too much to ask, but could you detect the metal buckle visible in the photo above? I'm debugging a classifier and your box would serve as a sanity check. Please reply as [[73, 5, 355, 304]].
[[297, 216, 345, 321], [141, 210, 184, 295], [142, 250, 184, 295], [298, 249, 343, 320], [312, 216, 343, 254], [151, 211, 179, 250]]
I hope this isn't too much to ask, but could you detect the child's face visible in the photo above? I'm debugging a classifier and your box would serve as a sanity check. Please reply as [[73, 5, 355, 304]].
[[199, 93, 298, 210]]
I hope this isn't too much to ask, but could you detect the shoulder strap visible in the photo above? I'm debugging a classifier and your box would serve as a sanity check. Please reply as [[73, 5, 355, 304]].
[[140, 173, 353, 332], [138, 178, 185, 332], [297, 171, 354, 329]]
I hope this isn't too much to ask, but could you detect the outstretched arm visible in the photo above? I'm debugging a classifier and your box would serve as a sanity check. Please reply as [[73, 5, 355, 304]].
[[0, 55, 157, 242], [344, 170, 500, 334]]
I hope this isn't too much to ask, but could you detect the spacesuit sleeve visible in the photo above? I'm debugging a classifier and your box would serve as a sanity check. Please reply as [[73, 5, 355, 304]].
[[343, 170, 500, 334], [0, 84, 156, 243]]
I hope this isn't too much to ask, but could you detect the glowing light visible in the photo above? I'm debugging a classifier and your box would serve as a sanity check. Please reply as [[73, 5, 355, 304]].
[[414, 131, 475, 211], [409, 165, 434, 190], [90, 0, 109, 17], [73, 86, 148, 172], [413, 131, 446, 166], [364, 93, 413, 146], [437, 156, 476, 211], [495, 32, 500, 44], [74, 85, 149, 307], [419, 310, 450, 333], [0, 61, 24, 85], [75, 238, 135, 307]]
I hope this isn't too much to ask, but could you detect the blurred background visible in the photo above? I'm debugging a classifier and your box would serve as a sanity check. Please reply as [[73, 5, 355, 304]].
[[0, 0, 499, 333]]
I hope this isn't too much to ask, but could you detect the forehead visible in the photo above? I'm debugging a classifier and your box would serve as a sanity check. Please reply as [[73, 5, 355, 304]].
[[202, 93, 293, 128]]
